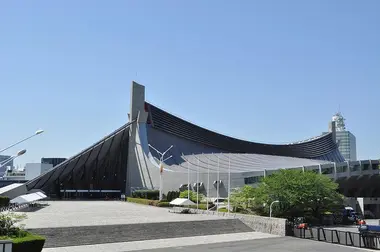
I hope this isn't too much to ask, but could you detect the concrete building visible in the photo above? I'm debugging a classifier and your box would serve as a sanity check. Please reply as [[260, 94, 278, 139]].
[[0, 155, 12, 177], [41, 158, 67, 167], [25, 163, 54, 181], [1, 81, 379, 216]]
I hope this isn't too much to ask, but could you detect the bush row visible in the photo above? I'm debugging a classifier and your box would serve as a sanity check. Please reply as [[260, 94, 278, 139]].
[[127, 197, 160, 206], [132, 190, 159, 200], [127, 197, 216, 209], [188, 203, 215, 210]]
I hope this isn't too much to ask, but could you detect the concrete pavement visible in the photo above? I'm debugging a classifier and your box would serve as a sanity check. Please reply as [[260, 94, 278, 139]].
[[131, 237, 372, 252], [42, 232, 278, 252], [19, 201, 226, 228]]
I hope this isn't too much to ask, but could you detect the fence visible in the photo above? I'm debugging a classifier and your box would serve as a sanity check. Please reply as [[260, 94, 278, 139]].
[[294, 226, 380, 250]]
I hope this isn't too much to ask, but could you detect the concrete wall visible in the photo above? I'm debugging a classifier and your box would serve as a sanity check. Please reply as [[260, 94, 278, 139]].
[[0, 183, 28, 199], [175, 207, 287, 236]]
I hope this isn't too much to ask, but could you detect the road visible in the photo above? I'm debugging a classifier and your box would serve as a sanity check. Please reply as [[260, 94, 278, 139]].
[[133, 237, 369, 252]]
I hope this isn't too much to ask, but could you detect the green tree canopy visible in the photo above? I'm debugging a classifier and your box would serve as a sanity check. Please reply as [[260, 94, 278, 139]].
[[230, 185, 256, 210], [252, 169, 344, 221]]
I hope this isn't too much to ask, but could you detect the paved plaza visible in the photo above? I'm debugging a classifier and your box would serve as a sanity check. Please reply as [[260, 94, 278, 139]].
[[19, 201, 374, 251], [132, 237, 371, 252], [42, 232, 279, 252], [20, 201, 226, 228], [41, 235, 372, 252]]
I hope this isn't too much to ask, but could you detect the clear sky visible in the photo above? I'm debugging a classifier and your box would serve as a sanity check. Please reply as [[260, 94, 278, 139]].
[[1, 0, 379, 166]]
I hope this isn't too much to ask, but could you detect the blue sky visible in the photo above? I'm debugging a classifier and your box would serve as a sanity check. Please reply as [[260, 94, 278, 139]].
[[1, 0, 379, 166]]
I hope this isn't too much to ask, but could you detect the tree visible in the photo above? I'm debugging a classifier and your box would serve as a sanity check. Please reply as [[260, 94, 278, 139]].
[[230, 185, 256, 210], [0, 212, 27, 237], [252, 169, 343, 222]]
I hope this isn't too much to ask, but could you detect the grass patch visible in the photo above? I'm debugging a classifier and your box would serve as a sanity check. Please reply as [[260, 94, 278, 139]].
[[218, 208, 228, 212]]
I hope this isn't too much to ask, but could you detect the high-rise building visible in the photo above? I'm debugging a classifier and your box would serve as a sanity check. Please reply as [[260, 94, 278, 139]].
[[328, 112, 357, 161], [41, 158, 67, 167], [0, 155, 12, 177]]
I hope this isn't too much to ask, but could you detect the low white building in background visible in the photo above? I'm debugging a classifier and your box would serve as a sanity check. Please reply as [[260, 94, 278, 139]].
[[25, 163, 53, 181]]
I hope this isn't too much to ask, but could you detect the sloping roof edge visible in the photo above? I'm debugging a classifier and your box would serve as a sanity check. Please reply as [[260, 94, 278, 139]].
[[26, 119, 136, 188]]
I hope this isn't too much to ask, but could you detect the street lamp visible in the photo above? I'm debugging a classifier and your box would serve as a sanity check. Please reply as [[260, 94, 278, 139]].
[[0, 129, 44, 154], [0, 149, 27, 168], [269, 200, 279, 218], [148, 144, 173, 200]]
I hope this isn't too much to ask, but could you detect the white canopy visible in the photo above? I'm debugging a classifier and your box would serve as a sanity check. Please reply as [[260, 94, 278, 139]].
[[169, 198, 195, 206], [34, 192, 47, 199], [10, 192, 47, 204]]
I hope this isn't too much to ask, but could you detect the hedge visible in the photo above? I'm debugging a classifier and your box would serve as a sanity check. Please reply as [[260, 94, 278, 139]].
[[12, 233, 45, 252], [0, 196, 10, 207], [132, 190, 159, 200], [188, 203, 214, 210], [126, 197, 214, 209], [0, 233, 45, 252], [127, 198, 172, 208], [156, 201, 170, 207], [166, 191, 180, 202], [127, 197, 159, 206]]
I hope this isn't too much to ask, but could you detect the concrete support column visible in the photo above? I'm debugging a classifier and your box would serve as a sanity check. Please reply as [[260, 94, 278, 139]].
[[126, 81, 148, 196], [357, 197, 364, 215], [347, 161, 351, 177], [318, 164, 322, 174], [302, 166, 305, 173], [333, 163, 337, 181], [263, 169, 267, 178]]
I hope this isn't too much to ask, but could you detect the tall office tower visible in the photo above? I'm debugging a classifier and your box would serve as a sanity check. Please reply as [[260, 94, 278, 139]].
[[329, 112, 357, 161], [41, 157, 67, 167]]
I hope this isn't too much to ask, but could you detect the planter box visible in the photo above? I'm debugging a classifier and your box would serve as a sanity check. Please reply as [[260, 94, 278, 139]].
[[11, 233, 45, 252]]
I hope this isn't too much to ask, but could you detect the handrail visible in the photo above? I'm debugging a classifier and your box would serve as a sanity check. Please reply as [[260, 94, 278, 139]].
[[293, 226, 380, 250]]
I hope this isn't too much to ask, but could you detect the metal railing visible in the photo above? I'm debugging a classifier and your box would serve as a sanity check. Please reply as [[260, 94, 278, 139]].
[[294, 226, 380, 250]]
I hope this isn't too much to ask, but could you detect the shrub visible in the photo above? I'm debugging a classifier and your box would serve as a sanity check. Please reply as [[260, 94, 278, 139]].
[[0, 213, 45, 252], [132, 190, 159, 200], [0, 197, 10, 207], [188, 203, 214, 210], [179, 190, 204, 203], [0, 212, 27, 237], [11, 232, 45, 252], [166, 191, 180, 202]]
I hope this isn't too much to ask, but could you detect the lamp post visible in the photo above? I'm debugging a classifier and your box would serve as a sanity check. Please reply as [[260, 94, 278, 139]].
[[148, 144, 173, 201], [187, 159, 190, 200], [0, 149, 27, 168], [207, 157, 210, 211], [0, 130, 44, 154], [217, 155, 220, 214], [269, 200, 279, 218]]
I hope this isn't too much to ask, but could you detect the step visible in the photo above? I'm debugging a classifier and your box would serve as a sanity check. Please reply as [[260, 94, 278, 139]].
[[29, 219, 253, 248]]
